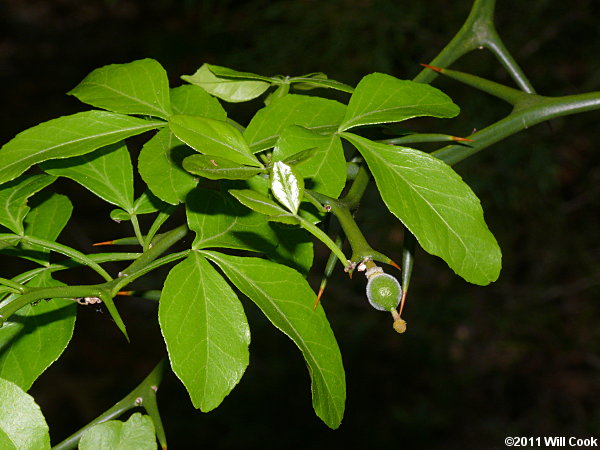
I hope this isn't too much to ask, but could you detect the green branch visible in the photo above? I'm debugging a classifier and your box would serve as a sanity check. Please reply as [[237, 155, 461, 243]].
[[342, 164, 371, 210], [308, 190, 393, 266], [433, 91, 600, 165], [20, 235, 113, 282], [0, 277, 26, 294], [0, 284, 106, 326], [295, 212, 349, 267], [112, 224, 189, 283], [52, 360, 168, 450], [0, 225, 189, 329], [110, 250, 190, 294], [129, 214, 147, 250], [420, 64, 535, 106], [413, 0, 535, 93]]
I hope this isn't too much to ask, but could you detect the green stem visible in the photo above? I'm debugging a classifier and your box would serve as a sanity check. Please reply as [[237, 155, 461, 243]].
[[316, 234, 344, 302], [342, 165, 370, 209], [0, 284, 105, 325], [110, 250, 190, 294], [308, 190, 392, 265], [413, 0, 491, 83], [295, 215, 349, 267], [413, 0, 535, 94], [379, 133, 471, 145], [52, 360, 168, 450], [0, 233, 22, 246], [483, 26, 535, 93], [328, 200, 390, 264], [0, 277, 26, 294], [20, 235, 112, 282], [6, 252, 141, 284], [0, 226, 188, 327], [433, 91, 600, 165], [112, 224, 189, 284], [271, 82, 290, 101], [145, 205, 177, 246], [346, 162, 361, 180], [130, 214, 147, 250], [422, 66, 535, 105]]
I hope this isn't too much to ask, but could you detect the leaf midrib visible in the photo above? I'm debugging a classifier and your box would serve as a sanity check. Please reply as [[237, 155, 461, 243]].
[[1, 115, 164, 178], [78, 81, 169, 118], [204, 252, 343, 420], [362, 144, 485, 276]]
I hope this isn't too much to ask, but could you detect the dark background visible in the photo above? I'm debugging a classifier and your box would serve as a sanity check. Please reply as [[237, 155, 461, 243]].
[[1, 0, 599, 448]]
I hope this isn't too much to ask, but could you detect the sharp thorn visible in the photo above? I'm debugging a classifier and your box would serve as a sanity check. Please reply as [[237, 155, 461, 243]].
[[313, 286, 325, 310], [450, 136, 474, 142], [399, 289, 408, 316], [92, 240, 115, 247], [117, 291, 134, 296], [388, 259, 402, 271], [420, 63, 443, 73]]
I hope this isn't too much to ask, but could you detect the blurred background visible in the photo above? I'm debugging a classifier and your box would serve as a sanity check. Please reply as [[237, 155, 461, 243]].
[[1, 0, 599, 448]]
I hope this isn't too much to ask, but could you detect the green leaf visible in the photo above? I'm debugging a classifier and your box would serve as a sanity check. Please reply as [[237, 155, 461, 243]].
[[339, 73, 460, 131], [227, 189, 298, 225], [273, 126, 346, 197], [0, 428, 17, 450], [69, 58, 172, 119], [186, 188, 311, 272], [170, 85, 227, 119], [0, 272, 76, 390], [206, 64, 275, 82], [269, 225, 314, 276], [108, 209, 129, 223], [244, 95, 347, 152], [159, 252, 250, 412], [279, 147, 319, 167], [22, 193, 73, 266], [186, 188, 279, 251], [41, 142, 134, 211], [99, 292, 129, 341], [271, 161, 304, 214], [343, 133, 501, 285], [0, 111, 164, 185], [265, 83, 290, 105], [79, 412, 156, 450], [169, 115, 261, 167], [202, 251, 345, 429], [181, 64, 270, 102], [183, 154, 265, 180], [138, 129, 198, 205], [109, 190, 168, 222], [289, 74, 354, 93], [0, 378, 50, 450], [131, 190, 166, 215], [0, 174, 56, 234]]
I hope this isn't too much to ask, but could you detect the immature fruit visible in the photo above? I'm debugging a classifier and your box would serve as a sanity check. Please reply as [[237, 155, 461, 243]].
[[366, 273, 402, 312]]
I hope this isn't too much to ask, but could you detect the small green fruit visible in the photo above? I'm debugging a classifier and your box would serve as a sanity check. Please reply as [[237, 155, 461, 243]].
[[366, 273, 402, 312]]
